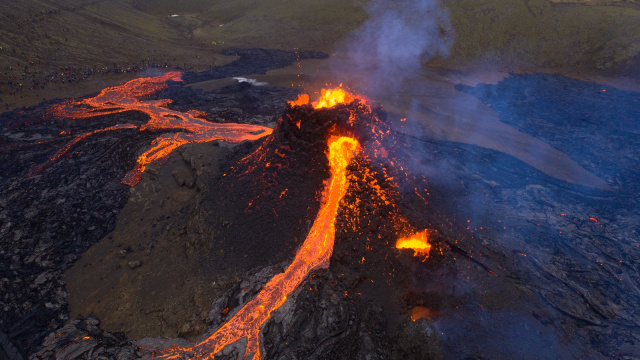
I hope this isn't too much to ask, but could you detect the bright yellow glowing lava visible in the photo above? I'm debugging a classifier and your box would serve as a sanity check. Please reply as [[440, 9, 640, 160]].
[[152, 137, 360, 360], [396, 230, 431, 257], [286, 88, 365, 110], [37, 72, 272, 186], [313, 88, 356, 109]]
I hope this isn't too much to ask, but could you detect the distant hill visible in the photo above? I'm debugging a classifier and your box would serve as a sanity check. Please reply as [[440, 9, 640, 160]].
[[445, 0, 640, 71], [2, 0, 638, 72], [130, 0, 368, 50], [1, 0, 639, 110], [128, 0, 640, 72]]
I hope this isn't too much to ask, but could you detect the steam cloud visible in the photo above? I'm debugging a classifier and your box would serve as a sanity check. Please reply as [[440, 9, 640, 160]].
[[333, 0, 452, 98], [329, 2, 607, 358]]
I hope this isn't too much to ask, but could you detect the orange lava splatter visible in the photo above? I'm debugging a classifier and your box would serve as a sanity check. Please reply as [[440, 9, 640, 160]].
[[38, 72, 273, 186], [287, 88, 365, 110], [313, 88, 357, 109], [152, 137, 359, 360], [396, 230, 431, 257], [287, 93, 309, 107]]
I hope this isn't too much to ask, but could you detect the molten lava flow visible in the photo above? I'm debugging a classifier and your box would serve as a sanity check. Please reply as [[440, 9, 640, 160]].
[[38, 72, 273, 186], [396, 230, 431, 258], [153, 137, 359, 360], [27, 124, 139, 177]]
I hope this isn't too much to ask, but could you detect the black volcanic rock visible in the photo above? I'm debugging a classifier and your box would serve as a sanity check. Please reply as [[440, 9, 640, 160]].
[[31, 317, 137, 360], [0, 48, 324, 358], [2, 65, 639, 360], [181, 48, 328, 84], [194, 98, 389, 286]]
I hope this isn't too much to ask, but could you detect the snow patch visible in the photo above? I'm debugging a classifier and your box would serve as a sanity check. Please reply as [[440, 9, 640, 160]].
[[233, 77, 268, 86]]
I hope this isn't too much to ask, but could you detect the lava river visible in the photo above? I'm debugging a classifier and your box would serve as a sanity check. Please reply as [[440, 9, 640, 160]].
[[152, 136, 360, 360], [34, 72, 273, 186]]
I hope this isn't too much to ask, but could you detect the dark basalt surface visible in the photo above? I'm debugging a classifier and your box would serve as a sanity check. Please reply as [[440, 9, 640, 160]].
[[180, 48, 328, 84], [419, 74, 640, 358], [0, 107, 149, 356], [0, 48, 314, 358], [456, 74, 640, 198], [1, 56, 639, 360]]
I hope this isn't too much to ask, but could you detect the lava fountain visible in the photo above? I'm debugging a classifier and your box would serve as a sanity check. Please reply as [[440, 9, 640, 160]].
[[33, 72, 273, 186], [152, 136, 360, 360]]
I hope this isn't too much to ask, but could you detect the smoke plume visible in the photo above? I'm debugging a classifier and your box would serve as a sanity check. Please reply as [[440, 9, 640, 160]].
[[332, 0, 452, 98]]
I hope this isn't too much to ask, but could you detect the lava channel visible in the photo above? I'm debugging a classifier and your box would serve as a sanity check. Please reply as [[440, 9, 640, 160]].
[[34, 72, 273, 186], [151, 136, 360, 360]]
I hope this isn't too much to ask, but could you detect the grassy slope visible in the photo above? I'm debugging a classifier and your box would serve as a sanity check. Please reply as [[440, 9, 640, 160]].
[[444, 0, 640, 69], [2, 0, 639, 73], [1, 0, 184, 66], [0, 0, 233, 110], [1, 0, 639, 111], [133, 0, 368, 51], [131, 0, 640, 70], [1, 0, 267, 68]]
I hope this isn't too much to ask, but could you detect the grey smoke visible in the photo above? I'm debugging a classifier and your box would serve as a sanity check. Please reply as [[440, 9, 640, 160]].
[[334, 0, 452, 97]]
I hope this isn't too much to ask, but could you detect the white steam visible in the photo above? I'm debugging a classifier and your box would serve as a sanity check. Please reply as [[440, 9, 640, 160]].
[[333, 0, 453, 97], [233, 77, 268, 86]]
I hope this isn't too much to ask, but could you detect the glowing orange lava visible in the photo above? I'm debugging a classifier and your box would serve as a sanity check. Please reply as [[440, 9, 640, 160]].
[[286, 93, 309, 107], [313, 88, 356, 109], [396, 230, 431, 258], [410, 306, 438, 322], [152, 137, 360, 360], [139, 86, 420, 359], [38, 72, 273, 186], [286, 88, 365, 110]]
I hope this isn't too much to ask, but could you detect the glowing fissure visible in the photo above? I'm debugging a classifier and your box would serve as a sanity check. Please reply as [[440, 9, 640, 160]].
[[38, 72, 273, 186], [154, 137, 360, 360], [396, 230, 431, 257]]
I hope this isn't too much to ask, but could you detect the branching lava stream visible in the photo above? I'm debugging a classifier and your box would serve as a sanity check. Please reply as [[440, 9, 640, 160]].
[[152, 136, 360, 360], [35, 72, 273, 186]]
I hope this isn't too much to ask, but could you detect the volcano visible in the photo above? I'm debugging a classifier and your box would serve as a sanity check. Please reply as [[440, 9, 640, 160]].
[[1, 54, 640, 360], [1, 68, 443, 359], [134, 85, 438, 360]]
